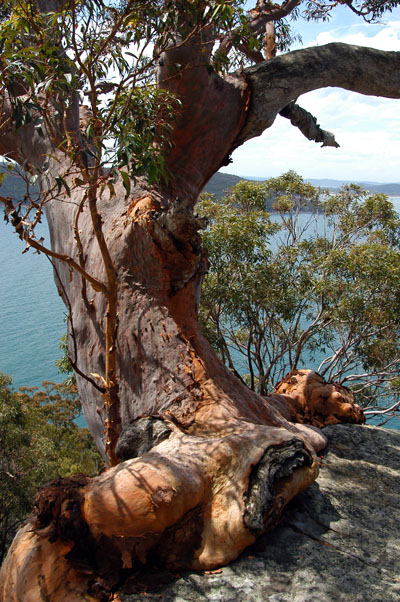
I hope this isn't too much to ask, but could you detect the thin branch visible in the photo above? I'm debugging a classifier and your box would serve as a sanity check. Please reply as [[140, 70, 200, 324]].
[[73, 192, 95, 312], [279, 101, 340, 148], [364, 400, 400, 416], [249, 0, 302, 34], [1, 195, 107, 294]]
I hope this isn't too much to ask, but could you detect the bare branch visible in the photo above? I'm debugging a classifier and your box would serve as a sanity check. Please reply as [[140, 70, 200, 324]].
[[249, 0, 302, 34], [364, 400, 400, 416], [239, 43, 400, 144], [279, 101, 340, 147]]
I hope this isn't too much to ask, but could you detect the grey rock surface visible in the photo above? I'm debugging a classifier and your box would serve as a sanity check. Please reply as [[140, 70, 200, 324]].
[[121, 425, 400, 602], [116, 417, 171, 461]]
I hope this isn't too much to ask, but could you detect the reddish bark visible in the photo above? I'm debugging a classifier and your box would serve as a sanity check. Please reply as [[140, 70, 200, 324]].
[[6, 14, 400, 599], [274, 369, 365, 428]]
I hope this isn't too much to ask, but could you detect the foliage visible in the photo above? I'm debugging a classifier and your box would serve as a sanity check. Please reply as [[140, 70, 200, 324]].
[[55, 334, 76, 386], [0, 0, 182, 188], [0, 373, 103, 562], [198, 174, 400, 417]]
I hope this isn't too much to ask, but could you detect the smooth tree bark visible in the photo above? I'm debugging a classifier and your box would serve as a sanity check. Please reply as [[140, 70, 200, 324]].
[[0, 3, 397, 599]]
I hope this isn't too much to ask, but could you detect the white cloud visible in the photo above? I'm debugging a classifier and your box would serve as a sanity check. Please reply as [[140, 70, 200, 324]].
[[314, 22, 400, 51], [229, 14, 400, 182], [227, 102, 400, 182]]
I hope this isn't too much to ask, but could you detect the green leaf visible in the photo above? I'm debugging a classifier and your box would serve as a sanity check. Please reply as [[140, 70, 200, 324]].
[[120, 171, 131, 198], [55, 176, 71, 197], [107, 181, 116, 199]]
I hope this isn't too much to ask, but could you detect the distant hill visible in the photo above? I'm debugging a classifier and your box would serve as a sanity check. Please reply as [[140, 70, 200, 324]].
[[203, 172, 400, 198], [306, 178, 400, 196], [2, 164, 400, 205], [203, 172, 242, 198]]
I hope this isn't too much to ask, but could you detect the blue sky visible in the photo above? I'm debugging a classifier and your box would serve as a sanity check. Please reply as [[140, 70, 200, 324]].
[[225, 5, 400, 182]]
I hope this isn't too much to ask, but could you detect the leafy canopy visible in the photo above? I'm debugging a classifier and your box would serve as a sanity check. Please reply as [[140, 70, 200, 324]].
[[0, 373, 103, 562], [198, 174, 400, 417]]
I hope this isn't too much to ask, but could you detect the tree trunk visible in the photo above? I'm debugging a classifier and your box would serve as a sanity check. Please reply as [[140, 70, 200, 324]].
[[0, 39, 392, 600], [1, 117, 324, 602]]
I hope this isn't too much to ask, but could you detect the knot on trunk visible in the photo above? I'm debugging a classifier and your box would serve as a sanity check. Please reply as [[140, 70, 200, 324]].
[[274, 369, 365, 427], [155, 197, 208, 256], [125, 194, 208, 292]]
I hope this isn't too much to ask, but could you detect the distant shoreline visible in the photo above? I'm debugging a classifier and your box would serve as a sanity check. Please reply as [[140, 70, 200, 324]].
[[204, 172, 400, 200]]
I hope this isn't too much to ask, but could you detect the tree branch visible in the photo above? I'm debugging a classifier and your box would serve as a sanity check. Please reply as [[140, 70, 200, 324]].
[[217, 0, 301, 59], [364, 399, 400, 416], [279, 101, 340, 147], [238, 43, 400, 144], [249, 0, 301, 35]]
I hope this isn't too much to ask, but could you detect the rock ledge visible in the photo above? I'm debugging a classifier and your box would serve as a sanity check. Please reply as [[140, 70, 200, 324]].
[[122, 425, 400, 602]]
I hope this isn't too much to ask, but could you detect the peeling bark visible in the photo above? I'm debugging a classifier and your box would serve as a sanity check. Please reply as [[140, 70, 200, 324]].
[[274, 369, 365, 428], [2, 31, 398, 599]]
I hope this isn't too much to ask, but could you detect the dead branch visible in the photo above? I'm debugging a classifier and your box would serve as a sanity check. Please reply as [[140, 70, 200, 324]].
[[279, 101, 340, 147]]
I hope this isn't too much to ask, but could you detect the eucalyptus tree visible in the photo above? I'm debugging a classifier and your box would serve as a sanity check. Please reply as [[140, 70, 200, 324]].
[[0, 373, 102, 565], [0, 1, 399, 599], [199, 175, 400, 423]]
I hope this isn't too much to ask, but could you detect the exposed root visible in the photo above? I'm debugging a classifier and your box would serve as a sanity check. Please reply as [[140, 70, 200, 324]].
[[0, 427, 317, 600], [274, 369, 365, 428]]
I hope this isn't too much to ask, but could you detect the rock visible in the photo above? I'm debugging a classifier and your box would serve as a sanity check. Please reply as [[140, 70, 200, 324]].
[[120, 425, 400, 602], [115, 417, 172, 461]]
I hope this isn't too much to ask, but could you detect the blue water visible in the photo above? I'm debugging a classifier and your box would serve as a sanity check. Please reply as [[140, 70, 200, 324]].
[[1, 198, 399, 427], [0, 217, 66, 389]]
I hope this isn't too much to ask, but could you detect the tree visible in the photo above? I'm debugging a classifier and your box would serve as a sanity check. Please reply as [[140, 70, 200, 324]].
[[199, 174, 400, 424], [0, 1, 398, 599], [0, 373, 103, 564]]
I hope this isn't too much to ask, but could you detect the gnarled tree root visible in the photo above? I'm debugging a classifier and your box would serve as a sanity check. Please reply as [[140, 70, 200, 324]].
[[274, 369, 365, 428], [0, 425, 317, 601]]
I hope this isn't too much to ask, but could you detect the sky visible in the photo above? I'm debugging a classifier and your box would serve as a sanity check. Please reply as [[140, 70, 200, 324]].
[[225, 5, 400, 183]]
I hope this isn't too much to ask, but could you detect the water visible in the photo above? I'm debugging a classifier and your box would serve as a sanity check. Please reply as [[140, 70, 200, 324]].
[[1, 198, 399, 427], [0, 217, 66, 389]]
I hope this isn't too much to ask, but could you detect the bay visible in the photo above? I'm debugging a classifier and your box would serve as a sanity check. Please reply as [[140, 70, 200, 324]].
[[1, 197, 399, 426], [0, 216, 66, 389]]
